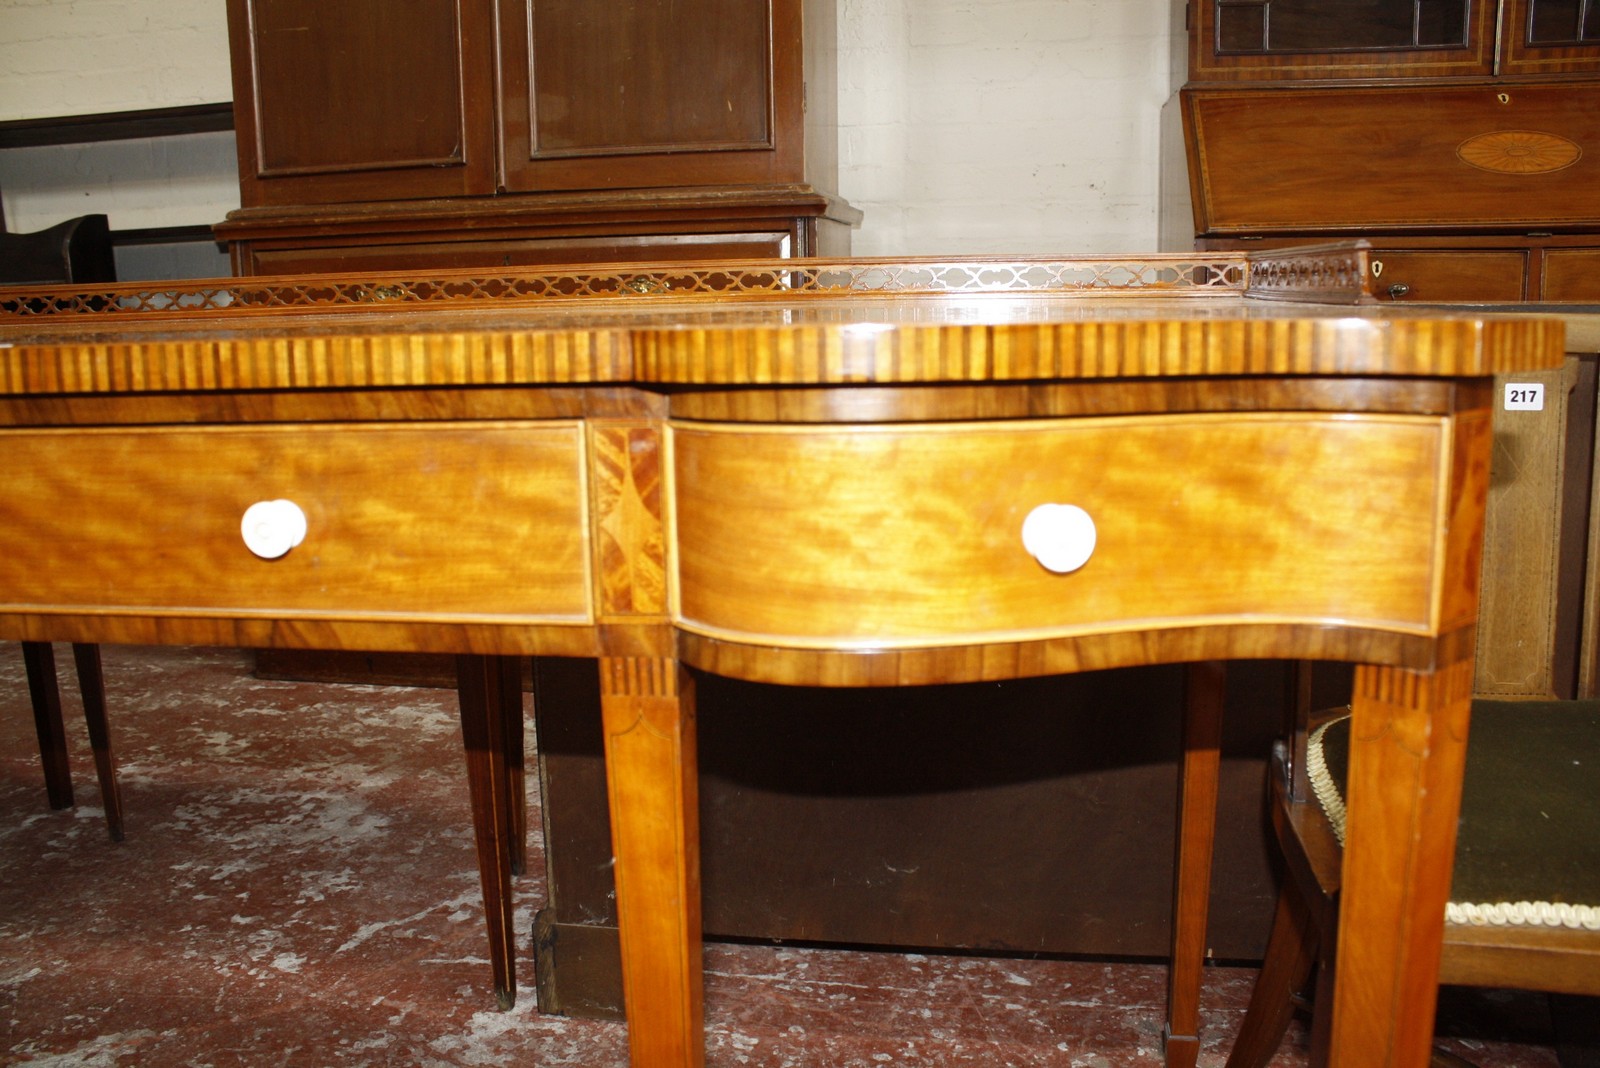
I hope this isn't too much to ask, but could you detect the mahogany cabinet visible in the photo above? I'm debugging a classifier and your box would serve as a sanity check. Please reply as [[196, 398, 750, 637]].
[[216, 0, 856, 273]]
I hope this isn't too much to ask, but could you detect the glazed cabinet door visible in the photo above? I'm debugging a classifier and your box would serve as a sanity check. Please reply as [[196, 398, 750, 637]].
[[1188, 0, 1498, 81], [496, 0, 806, 192], [1188, 0, 1600, 80], [1500, 0, 1600, 74], [228, 0, 499, 207]]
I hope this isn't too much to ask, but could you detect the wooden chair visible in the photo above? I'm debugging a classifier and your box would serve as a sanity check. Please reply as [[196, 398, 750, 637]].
[[1225, 693, 1600, 1068], [0, 213, 116, 286], [2, 213, 124, 840]]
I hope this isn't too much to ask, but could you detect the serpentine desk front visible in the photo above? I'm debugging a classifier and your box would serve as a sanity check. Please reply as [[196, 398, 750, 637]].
[[0, 249, 1563, 1068]]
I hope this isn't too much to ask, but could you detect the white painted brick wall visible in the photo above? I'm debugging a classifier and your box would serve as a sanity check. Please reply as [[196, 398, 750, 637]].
[[1, 132, 238, 232], [0, 0, 237, 238], [838, 0, 1176, 255], [0, 0, 232, 120], [0, 0, 1177, 256]]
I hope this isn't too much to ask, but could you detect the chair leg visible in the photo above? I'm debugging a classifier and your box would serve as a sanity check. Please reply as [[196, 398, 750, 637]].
[[72, 643, 124, 842], [1165, 661, 1226, 1068], [1551, 993, 1600, 1068], [1225, 884, 1321, 1068], [22, 642, 74, 810]]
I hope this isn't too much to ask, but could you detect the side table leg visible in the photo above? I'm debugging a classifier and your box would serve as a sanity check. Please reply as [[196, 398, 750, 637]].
[[456, 653, 520, 1010], [72, 643, 124, 842], [1164, 660, 1225, 1068], [1329, 660, 1473, 1068], [599, 655, 704, 1068], [22, 642, 73, 810]]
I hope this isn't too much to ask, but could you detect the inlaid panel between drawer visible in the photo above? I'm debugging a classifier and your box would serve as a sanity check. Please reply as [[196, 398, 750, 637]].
[[671, 415, 1451, 648], [0, 423, 591, 623]]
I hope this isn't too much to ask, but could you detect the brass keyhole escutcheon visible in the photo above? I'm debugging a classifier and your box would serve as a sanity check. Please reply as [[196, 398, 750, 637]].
[[356, 285, 408, 303], [1372, 260, 1384, 278], [1498, 92, 1511, 104]]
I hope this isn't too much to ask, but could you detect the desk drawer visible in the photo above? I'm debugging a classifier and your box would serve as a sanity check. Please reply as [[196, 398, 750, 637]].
[[0, 423, 591, 624], [671, 415, 1450, 648], [1367, 251, 1528, 303]]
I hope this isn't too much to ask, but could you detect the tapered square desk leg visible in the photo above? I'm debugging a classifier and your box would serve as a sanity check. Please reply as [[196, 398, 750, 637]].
[[1164, 660, 1225, 1068], [72, 643, 124, 842], [599, 656, 704, 1068], [1329, 660, 1473, 1068], [501, 659, 527, 879], [456, 653, 522, 1010]]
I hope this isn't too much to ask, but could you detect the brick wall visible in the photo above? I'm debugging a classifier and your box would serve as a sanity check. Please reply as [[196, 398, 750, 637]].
[[0, 0, 232, 120], [838, 0, 1175, 254]]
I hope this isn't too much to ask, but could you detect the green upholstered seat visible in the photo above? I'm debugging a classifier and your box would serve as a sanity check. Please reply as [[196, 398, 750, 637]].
[[1308, 699, 1600, 932]]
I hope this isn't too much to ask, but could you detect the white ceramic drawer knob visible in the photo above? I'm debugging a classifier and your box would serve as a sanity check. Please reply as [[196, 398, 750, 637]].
[[1021, 503, 1096, 574], [240, 499, 308, 560]]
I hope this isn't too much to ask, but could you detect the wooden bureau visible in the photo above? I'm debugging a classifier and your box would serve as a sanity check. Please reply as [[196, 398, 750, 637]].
[[1169, 0, 1600, 304]]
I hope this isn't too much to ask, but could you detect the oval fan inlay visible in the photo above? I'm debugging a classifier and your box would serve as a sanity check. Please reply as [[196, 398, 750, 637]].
[[1457, 131, 1582, 174]]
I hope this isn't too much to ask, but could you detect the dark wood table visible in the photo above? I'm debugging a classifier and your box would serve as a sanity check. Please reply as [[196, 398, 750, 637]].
[[0, 247, 1563, 1067]]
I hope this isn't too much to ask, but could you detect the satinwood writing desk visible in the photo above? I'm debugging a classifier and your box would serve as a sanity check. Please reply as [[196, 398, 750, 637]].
[[0, 247, 1563, 1067]]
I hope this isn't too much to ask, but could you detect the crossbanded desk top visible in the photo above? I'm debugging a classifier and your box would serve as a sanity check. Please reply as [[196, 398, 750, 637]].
[[0, 249, 1561, 386]]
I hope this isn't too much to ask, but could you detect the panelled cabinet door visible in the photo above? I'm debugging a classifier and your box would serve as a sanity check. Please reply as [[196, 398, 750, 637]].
[[228, 0, 499, 207], [496, 0, 806, 192]]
